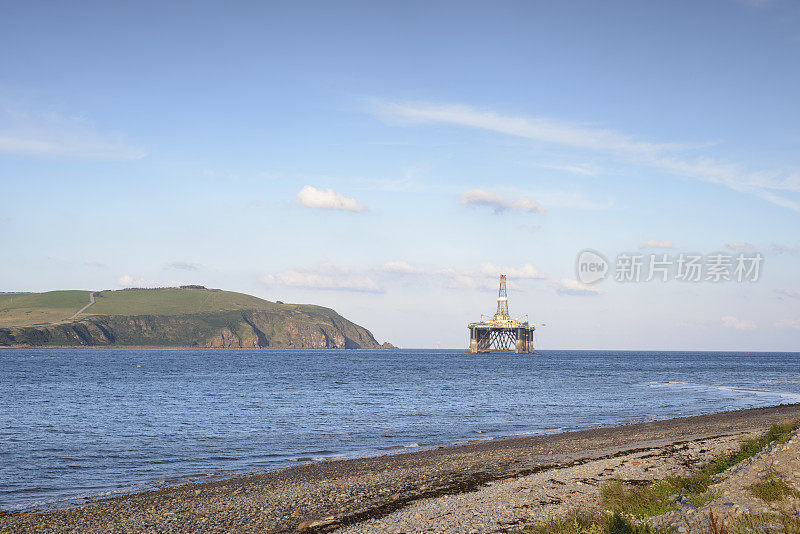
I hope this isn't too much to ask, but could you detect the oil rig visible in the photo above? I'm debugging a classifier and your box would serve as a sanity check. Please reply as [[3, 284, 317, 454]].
[[468, 275, 536, 354]]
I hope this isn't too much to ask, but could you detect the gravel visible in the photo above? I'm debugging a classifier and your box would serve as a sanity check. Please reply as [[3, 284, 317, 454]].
[[2, 404, 799, 533]]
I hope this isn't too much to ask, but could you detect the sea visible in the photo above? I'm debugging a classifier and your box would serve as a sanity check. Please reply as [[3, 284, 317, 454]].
[[1, 348, 799, 511]]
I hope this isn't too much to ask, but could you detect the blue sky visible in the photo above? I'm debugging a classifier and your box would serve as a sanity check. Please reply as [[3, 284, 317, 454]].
[[1, 0, 799, 350]]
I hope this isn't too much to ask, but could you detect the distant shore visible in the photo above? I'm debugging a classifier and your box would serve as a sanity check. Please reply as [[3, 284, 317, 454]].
[[0, 345, 399, 350], [2, 403, 800, 533]]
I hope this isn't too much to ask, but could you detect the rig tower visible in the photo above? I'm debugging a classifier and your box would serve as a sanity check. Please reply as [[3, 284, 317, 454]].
[[468, 275, 536, 354]]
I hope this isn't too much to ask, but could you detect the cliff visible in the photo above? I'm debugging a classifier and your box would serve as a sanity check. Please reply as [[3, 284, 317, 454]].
[[0, 288, 396, 349]]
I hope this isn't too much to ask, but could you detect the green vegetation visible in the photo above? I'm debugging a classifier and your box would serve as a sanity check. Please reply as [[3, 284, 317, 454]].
[[0, 288, 393, 349], [599, 421, 800, 519], [523, 422, 800, 534], [700, 421, 799, 477], [0, 290, 91, 327], [523, 511, 667, 533], [601, 479, 680, 517], [706, 510, 800, 533], [87, 288, 280, 316], [749, 473, 800, 503]]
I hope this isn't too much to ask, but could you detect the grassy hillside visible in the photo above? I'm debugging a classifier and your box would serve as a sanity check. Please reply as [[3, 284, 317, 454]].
[[0, 287, 394, 350], [87, 288, 280, 316], [0, 291, 91, 327]]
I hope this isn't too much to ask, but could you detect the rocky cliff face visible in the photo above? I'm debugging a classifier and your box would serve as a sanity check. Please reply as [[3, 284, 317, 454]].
[[0, 308, 397, 350]]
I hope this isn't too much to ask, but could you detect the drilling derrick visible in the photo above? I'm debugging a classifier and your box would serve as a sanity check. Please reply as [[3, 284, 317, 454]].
[[494, 274, 510, 321], [468, 274, 536, 354]]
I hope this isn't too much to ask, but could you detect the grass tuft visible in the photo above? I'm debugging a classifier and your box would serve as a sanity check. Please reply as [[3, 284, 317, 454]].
[[598, 421, 800, 519], [749, 473, 800, 503], [524, 422, 800, 533], [522, 511, 667, 533], [701, 421, 799, 481], [601, 479, 679, 517]]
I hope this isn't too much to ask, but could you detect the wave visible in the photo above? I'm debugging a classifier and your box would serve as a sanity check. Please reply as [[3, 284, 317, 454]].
[[647, 381, 800, 402]]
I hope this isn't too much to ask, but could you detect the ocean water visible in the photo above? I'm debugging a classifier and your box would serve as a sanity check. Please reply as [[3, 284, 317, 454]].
[[1, 349, 799, 510]]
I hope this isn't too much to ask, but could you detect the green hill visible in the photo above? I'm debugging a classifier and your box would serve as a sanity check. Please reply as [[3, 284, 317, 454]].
[[0, 291, 92, 327], [0, 287, 395, 350]]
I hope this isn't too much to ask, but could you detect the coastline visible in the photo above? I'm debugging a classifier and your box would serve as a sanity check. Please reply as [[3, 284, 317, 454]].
[[3, 403, 800, 533], [0, 345, 399, 350]]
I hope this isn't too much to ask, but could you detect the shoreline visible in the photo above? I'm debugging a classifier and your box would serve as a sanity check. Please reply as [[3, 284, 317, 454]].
[[2, 347, 797, 352], [3, 405, 791, 514], [3, 403, 800, 533], [0, 345, 399, 350]]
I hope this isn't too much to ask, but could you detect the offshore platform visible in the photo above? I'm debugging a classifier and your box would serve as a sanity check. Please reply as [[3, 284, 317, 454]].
[[468, 275, 536, 354]]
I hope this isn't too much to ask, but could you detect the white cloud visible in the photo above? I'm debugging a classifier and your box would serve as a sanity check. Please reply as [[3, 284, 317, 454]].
[[369, 100, 800, 211], [0, 108, 145, 160], [374, 262, 548, 291], [377, 260, 425, 274], [778, 289, 800, 300], [725, 242, 759, 253], [721, 315, 757, 331], [296, 185, 367, 212], [638, 240, 675, 250], [460, 189, 546, 214], [261, 264, 382, 293], [775, 319, 800, 330], [261, 261, 546, 294], [168, 261, 199, 271], [548, 278, 603, 296], [443, 274, 499, 291], [431, 263, 547, 291], [478, 262, 546, 280]]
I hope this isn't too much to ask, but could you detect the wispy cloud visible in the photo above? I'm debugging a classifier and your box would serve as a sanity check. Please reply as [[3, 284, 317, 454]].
[[461, 189, 546, 214], [775, 318, 800, 330], [638, 240, 675, 250], [296, 185, 368, 212], [477, 262, 546, 280], [0, 108, 145, 160], [725, 242, 759, 253], [772, 243, 799, 255], [368, 100, 800, 211], [371, 101, 691, 155], [168, 261, 199, 271], [548, 278, 603, 296], [533, 161, 601, 176], [261, 264, 383, 293], [442, 273, 500, 290], [271, 260, 547, 294], [721, 315, 757, 330], [377, 260, 425, 274], [430, 263, 546, 291], [777, 289, 800, 300]]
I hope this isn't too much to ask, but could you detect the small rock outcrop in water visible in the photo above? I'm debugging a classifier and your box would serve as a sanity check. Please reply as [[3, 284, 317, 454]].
[[0, 288, 397, 349]]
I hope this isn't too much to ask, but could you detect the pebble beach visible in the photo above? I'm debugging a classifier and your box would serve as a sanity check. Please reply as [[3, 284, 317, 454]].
[[2, 403, 800, 533]]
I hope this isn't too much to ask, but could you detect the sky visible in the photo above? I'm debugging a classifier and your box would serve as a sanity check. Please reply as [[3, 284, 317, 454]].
[[1, 0, 799, 350]]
